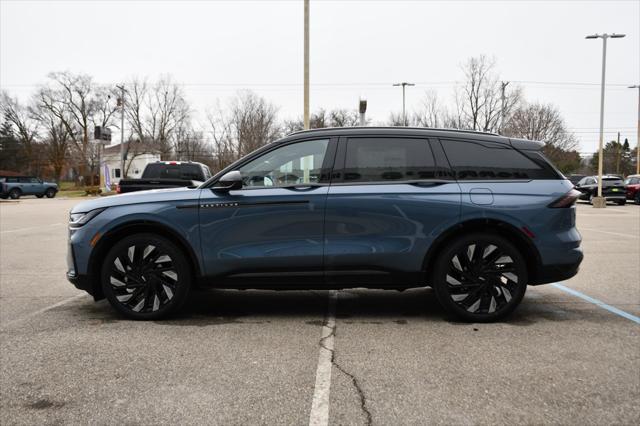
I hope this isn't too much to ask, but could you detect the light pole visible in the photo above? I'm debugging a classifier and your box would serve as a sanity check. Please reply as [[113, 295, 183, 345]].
[[393, 82, 415, 126], [303, 0, 310, 129], [116, 84, 126, 180], [586, 33, 625, 208], [629, 85, 640, 174]]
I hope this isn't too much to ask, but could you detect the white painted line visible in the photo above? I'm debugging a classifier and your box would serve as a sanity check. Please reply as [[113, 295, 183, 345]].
[[0, 293, 88, 328], [0, 223, 64, 234], [309, 290, 338, 426], [579, 227, 639, 239], [551, 283, 640, 325]]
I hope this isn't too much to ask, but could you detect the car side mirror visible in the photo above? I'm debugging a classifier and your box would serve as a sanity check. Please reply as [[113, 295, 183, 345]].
[[213, 171, 243, 192]]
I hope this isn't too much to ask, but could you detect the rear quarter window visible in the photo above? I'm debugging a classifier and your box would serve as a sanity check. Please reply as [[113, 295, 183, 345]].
[[440, 139, 561, 180]]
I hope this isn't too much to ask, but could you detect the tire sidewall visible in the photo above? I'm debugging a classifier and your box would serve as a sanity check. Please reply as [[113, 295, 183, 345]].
[[9, 189, 20, 199], [45, 189, 56, 198], [432, 233, 528, 322], [101, 233, 192, 320]]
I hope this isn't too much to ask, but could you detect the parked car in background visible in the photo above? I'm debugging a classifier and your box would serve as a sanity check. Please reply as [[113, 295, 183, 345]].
[[574, 175, 627, 205], [116, 161, 212, 194], [0, 176, 58, 199], [624, 174, 640, 204], [67, 127, 582, 323], [567, 174, 585, 186]]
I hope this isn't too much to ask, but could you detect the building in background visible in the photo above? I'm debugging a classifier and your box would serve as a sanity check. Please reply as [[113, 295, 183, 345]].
[[101, 142, 161, 187]]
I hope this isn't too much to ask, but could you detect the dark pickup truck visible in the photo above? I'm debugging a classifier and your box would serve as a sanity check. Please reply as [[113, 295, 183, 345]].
[[116, 161, 212, 194]]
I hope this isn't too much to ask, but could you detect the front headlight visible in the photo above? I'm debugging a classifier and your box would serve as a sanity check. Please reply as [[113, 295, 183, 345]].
[[69, 208, 106, 228]]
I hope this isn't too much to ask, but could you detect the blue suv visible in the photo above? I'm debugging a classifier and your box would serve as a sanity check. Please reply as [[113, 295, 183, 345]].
[[67, 128, 583, 322]]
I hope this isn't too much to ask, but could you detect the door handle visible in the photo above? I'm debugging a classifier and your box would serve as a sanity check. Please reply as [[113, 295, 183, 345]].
[[408, 180, 449, 187], [281, 184, 323, 191]]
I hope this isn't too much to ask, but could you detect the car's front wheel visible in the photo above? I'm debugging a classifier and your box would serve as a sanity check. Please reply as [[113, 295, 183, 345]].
[[45, 188, 56, 198], [101, 233, 192, 320], [432, 233, 528, 322], [8, 189, 20, 199]]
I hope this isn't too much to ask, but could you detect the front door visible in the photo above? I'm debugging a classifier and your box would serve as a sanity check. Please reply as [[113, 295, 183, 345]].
[[199, 138, 335, 286], [324, 136, 462, 286]]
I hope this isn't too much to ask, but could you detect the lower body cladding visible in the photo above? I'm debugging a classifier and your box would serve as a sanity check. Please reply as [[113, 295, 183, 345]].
[[66, 240, 583, 294]]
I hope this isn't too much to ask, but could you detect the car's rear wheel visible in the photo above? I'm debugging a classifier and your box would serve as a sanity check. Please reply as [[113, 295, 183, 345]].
[[101, 233, 192, 320], [432, 233, 528, 322], [45, 188, 56, 198], [8, 189, 21, 199]]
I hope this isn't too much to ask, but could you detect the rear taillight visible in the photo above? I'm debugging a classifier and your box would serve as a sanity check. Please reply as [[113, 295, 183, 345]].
[[548, 189, 581, 208]]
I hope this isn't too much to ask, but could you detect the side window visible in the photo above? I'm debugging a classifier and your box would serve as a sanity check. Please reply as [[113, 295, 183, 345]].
[[18, 177, 31, 183], [441, 139, 550, 180], [239, 139, 329, 188], [30, 178, 40, 183], [342, 137, 435, 183], [585, 178, 595, 185]]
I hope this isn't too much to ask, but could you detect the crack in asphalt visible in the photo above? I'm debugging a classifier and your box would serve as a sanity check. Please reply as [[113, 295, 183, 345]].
[[318, 295, 373, 426]]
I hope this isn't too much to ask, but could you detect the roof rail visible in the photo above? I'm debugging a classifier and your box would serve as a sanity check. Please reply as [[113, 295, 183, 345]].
[[286, 126, 500, 137]]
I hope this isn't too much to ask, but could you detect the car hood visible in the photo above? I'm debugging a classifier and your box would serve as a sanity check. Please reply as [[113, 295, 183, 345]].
[[71, 187, 201, 213]]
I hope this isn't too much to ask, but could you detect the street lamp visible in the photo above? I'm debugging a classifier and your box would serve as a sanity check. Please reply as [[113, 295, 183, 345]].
[[393, 82, 415, 126], [629, 85, 640, 174], [585, 33, 625, 208]]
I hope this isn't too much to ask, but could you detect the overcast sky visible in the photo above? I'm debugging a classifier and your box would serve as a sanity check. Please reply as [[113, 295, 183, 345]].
[[1, 0, 638, 153]]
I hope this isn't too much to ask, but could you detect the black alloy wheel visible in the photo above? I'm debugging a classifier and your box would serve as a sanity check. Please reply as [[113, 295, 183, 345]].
[[102, 233, 191, 320], [433, 233, 527, 322], [9, 189, 20, 199]]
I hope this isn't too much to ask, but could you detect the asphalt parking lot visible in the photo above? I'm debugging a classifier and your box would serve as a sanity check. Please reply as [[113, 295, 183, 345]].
[[1, 197, 638, 425]]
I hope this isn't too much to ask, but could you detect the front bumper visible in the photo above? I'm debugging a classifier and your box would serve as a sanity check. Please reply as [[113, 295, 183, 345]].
[[66, 271, 93, 294]]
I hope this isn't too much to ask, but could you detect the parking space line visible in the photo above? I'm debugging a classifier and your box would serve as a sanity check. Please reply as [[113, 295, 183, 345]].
[[0, 223, 64, 234], [551, 283, 640, 324], [309, 290, 338, 426], [0, 293, 88, 328], [579, 227, 639, 239]]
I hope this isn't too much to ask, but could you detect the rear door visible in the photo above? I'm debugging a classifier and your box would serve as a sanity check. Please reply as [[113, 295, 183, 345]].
[[324, 136, 461, 285]]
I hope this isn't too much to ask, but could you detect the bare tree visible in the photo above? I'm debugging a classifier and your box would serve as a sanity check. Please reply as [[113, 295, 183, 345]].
[[173, 125, 211, 163], [503, 102, 578, 151], [36, 72, 117, 182], [207, 91, 280, 170], [284, 108, 360, 132], [123, 75, 190, 161], [0, 91, 39, 173], [30, 96, 71, 182], [454, 55, 521, 132], [413, 91, 445, 128]]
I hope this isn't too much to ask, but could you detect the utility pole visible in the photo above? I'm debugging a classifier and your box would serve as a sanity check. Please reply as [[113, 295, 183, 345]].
[[392, 82, 415, 126], [303, 0, 310, 129], [586, 32, 625, 207], [629, 85, 640, 174], [500, 81, 509, 134], [116, 84, 126, 180]]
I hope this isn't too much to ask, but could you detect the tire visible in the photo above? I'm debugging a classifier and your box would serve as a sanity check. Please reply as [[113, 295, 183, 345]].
[[432, 233, 528, 322], [616, 200, 626, 206], [8, 189, 21, 199], [588, 193, 594, 205], [101, 233, 192, 320], [635, 192, 640, 205], [45, 188, 56, 198]]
